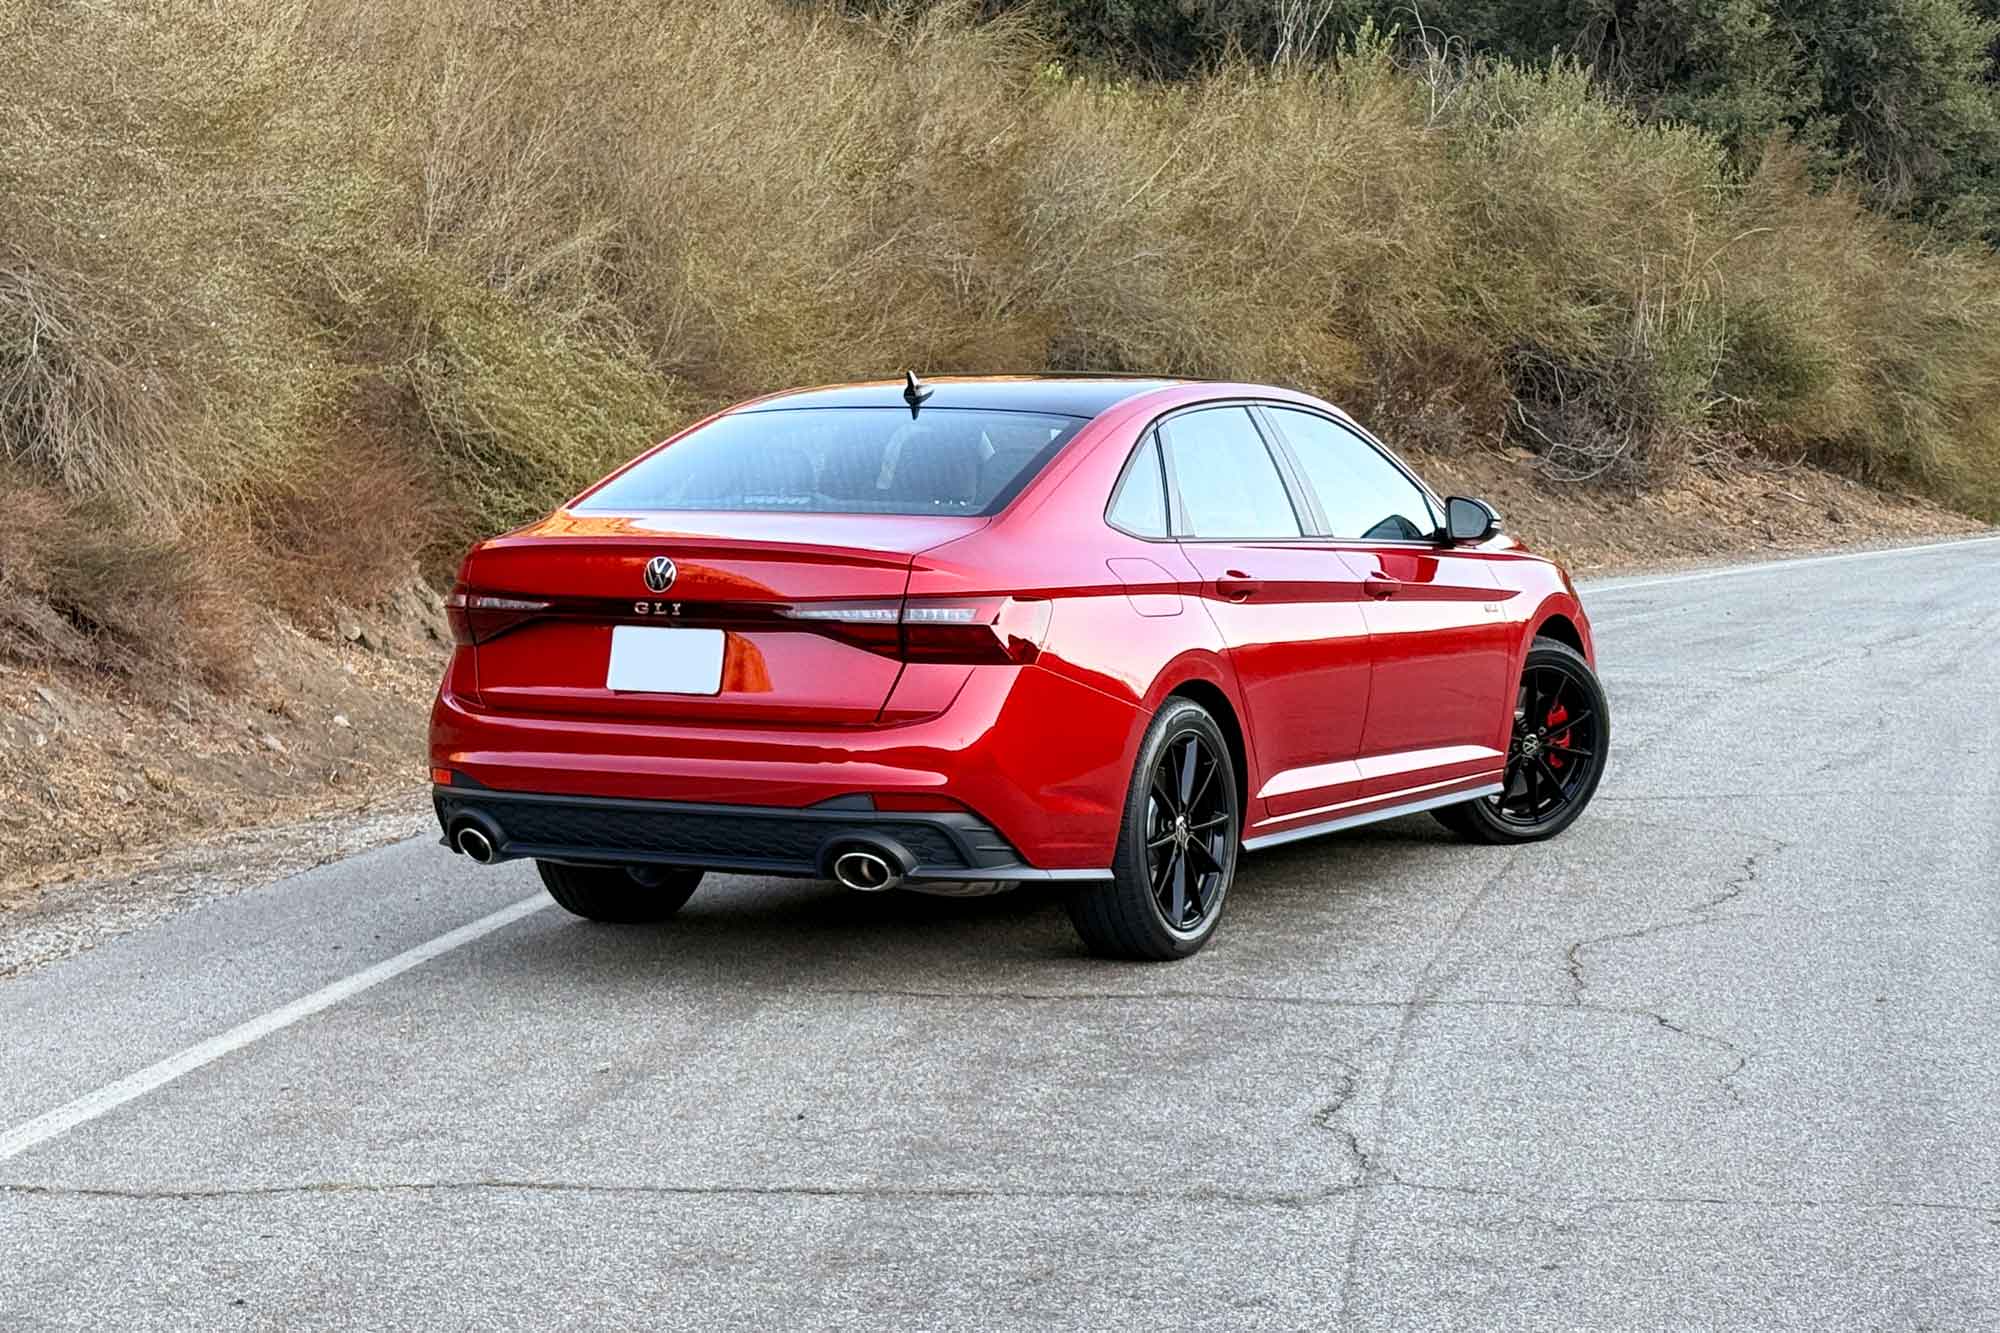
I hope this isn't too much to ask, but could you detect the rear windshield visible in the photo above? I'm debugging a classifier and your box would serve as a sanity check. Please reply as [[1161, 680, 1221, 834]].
[[576, 407, 1089, 516]]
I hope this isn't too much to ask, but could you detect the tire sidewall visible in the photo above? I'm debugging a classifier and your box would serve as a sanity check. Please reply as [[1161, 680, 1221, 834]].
[[1115, 700, 1240, 955]]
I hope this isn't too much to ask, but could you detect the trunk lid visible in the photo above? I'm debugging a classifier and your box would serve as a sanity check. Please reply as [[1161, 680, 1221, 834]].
[[463, 510, 982, 725]]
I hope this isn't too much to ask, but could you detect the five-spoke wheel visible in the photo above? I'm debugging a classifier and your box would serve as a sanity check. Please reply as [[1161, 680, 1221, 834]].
[[1435, 637, 1610, 844]]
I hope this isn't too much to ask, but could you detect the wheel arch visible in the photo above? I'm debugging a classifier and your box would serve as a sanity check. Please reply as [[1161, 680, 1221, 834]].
[[1534, 612, 1585, 655], [1525, 596, 1595, 668]]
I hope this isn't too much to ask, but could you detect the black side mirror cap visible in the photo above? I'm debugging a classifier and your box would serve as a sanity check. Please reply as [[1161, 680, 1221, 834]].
[[1445, 496, 1501, 544]]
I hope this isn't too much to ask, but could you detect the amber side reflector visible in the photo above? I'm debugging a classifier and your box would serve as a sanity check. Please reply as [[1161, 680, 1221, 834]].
[[430, 767, 454, 786]]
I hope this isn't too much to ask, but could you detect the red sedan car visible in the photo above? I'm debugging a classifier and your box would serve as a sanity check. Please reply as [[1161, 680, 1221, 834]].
[[431, 375, 1609, 959]]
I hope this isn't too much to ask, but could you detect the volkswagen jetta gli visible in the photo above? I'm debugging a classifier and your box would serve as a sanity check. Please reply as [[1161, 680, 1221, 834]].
[[431, 375, 1609, 959]]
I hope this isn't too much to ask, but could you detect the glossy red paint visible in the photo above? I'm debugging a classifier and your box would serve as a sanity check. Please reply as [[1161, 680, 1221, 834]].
[[429, 377, 1595, 871]]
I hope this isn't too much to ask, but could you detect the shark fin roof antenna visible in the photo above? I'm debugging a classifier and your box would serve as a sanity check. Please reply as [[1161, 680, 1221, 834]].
[[903, 370, 934, 417]]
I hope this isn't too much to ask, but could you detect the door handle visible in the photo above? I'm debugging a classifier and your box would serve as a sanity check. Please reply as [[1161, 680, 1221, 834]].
[[1214, 571, 1261, 602], [1363, 575, 1401, 600]]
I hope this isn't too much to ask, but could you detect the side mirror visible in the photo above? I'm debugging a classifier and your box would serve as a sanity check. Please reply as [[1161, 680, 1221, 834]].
[[1445, 496, 1500, 544]]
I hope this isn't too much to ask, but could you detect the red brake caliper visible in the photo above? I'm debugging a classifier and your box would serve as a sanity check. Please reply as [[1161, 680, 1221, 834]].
[[1546, 701, 1570, 770]]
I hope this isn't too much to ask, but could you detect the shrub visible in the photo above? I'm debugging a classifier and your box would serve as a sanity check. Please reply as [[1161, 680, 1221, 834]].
[[0, 473, 253, 687], [1, 0, 1998, 689]]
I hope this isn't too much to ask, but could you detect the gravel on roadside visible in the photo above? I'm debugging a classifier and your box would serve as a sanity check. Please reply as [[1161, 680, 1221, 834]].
[[0, 793, 433, 978]]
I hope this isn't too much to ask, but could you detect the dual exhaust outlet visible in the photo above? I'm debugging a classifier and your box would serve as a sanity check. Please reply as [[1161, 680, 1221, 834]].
[[448, 812, 911, 893]]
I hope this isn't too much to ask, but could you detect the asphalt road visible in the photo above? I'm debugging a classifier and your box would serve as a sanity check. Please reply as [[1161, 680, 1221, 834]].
[[3, 537, 1998, 1331]]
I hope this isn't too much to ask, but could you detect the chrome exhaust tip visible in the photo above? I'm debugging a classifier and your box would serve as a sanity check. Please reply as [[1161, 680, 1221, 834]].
[[453, 823, 498, 865], [831, 848, 901, 893]]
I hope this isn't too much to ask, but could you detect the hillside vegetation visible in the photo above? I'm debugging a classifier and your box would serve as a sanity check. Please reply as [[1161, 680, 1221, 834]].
[[3, 0, 1999, 687], [942, 1, 2000, 240]]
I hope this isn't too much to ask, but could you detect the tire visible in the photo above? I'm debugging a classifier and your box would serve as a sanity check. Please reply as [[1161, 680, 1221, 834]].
[[1066, 698, 1241, 961], [537, 861, 704, 923], [1434, 637, 1610, 845]]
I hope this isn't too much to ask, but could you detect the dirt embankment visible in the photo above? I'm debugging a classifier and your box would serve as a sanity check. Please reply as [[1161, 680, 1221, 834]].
[[0, 454, 1986, 902]]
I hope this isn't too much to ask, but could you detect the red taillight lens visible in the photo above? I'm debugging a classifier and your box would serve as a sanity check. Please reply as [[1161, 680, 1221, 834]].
[[444, 585, 553, 646], [780, 597, 1050, 664], [902, 597, 1050, 664]]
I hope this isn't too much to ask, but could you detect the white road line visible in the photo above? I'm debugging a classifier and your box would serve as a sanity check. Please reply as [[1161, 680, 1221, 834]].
[[0, 894, 550, 1164], [1580, 533, 2000, 595]]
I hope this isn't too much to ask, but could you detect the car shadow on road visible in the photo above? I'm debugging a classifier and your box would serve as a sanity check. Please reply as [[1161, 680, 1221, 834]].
[[482, 814, 1470, 990]]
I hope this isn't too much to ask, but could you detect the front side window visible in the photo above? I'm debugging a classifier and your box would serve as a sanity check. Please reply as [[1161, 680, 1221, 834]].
[[1265, 408, 1438, 542], [577, 408, 1088, 516], [1159, 408, 1301, 540]]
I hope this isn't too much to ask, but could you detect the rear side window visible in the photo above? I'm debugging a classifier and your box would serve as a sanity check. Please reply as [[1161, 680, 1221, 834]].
[[1265, 408, 1439, 541], [577, 408, 1088, 516], [1106, 435, 1168, 537], [1160, 407, 1301, 540]]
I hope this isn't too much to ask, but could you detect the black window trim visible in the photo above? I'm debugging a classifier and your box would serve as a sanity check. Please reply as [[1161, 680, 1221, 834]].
[[1252, 402, 1448, 546], [1100, 396, 1449, 547], [1150, 400, 1315, 544]]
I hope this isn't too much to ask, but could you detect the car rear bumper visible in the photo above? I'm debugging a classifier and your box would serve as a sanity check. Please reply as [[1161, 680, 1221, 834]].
[[431, 782, 1108, 882], [428, 661, 1146, 870]]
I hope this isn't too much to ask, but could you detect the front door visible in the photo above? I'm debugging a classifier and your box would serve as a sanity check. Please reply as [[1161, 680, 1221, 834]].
[[1257, 407, 1515, 799]]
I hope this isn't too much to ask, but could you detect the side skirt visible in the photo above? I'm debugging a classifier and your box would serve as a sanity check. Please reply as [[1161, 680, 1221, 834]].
[[1240, 783, 1503, 853]]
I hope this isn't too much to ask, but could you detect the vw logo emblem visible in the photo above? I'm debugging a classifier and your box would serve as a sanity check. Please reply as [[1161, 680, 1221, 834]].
[[642, 555, 677, 594]]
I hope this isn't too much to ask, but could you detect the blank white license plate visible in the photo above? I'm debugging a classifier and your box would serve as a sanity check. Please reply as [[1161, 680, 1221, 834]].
[[606, 626, 726, 695]]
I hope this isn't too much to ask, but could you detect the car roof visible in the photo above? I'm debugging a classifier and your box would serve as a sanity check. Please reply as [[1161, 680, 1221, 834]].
[[735, 375, 1189, 420]]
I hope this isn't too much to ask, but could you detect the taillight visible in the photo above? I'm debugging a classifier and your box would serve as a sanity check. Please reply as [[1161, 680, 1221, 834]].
[[779, 597, 1051, 664], [444, 585, 553, 645], [775, 601, 904, 655]]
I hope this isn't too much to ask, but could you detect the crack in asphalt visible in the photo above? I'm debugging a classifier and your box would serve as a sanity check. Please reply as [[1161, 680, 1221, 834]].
[[1377, 1177, 2000, 1218], [1335, 849, 1520, 1331], [1560, 912, 1771, 1010], [1560, 839, 1786, 977], [801, 986, 1770, 1112], [1557, 839, 1793, 1102], [0, 1179, 1342, 1208], [1650, 1013, 1749, 1104], [1309, 1068, 1370, 1187], [1685, 846, 1773, 916], [4, 1178, 1991, 1220]]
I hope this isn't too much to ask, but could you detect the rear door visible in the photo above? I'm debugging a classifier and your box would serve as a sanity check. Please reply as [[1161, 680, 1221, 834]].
[[1258, 407, 1515, 794], [1159, 406, 1375, 819]]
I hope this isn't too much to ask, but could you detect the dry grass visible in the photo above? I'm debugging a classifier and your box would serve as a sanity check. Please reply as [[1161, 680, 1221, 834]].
[[0, 474, 253, 688], [1, 0, 1996, 685]]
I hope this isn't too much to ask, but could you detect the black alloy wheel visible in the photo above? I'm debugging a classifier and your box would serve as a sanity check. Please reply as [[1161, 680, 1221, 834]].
[[1434, 637, 1610, 845], [1144, 732, 1233, 931], [1068, 698, 1240, 960]]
